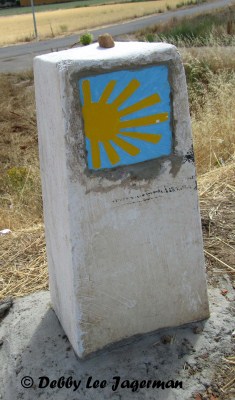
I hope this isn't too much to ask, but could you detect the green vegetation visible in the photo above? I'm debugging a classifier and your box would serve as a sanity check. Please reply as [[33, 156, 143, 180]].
[[79, 31, 93, 45], [176, 0, 206, 7], [7, 167, 28, 190], [140, 5, 235, 47], [145, 32, 155, 42]]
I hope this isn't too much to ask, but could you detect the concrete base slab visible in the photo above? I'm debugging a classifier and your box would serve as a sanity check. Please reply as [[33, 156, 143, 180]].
[[0, 284, 234, 400]]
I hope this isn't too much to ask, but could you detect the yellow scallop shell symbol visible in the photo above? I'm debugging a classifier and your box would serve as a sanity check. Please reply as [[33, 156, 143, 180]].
[[81, 78, 168, 169]]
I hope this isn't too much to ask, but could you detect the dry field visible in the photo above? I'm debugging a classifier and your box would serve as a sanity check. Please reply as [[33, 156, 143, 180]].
[[0, 0, 207, 45], [0, 43, 234, 300]]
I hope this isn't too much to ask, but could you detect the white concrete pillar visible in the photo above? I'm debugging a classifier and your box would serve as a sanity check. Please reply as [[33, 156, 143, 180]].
[[34, 42, 209, 358]]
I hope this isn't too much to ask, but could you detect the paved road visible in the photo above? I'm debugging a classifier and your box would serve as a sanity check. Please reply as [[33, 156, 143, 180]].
[[0, 0, 233, 73]]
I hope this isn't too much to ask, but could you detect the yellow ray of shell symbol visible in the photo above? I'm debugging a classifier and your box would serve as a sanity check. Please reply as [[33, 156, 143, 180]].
[[82, 79, 168, 169]]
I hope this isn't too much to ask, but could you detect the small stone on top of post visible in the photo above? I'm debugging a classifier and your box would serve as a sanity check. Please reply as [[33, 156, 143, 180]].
[[98, 33, 115, 48]]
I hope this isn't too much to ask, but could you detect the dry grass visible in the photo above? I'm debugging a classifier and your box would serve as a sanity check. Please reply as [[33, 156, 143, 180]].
[[181, 46, 235, 75], [198, 162, 235, 281], [188, 47, 235, 283], [221, 356, 235, 395], [0, 0, 205, 46], [0, 225, 47, 300], [0, 71, 42, 231], [0, 72, 46, 300], [139, 4, 235, 47], [0, 45, 234, 300], [191, 69, 235, 175]]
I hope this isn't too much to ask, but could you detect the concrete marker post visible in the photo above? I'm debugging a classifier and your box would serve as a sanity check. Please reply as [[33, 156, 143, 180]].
[[34, 42, 209, 358]]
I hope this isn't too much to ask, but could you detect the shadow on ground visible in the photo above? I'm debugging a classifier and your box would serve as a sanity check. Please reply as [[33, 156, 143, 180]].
[[0, 286, 234, 400]]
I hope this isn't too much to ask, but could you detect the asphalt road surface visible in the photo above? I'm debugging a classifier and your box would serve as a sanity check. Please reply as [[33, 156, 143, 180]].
[[0, 0, 233, 73]]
